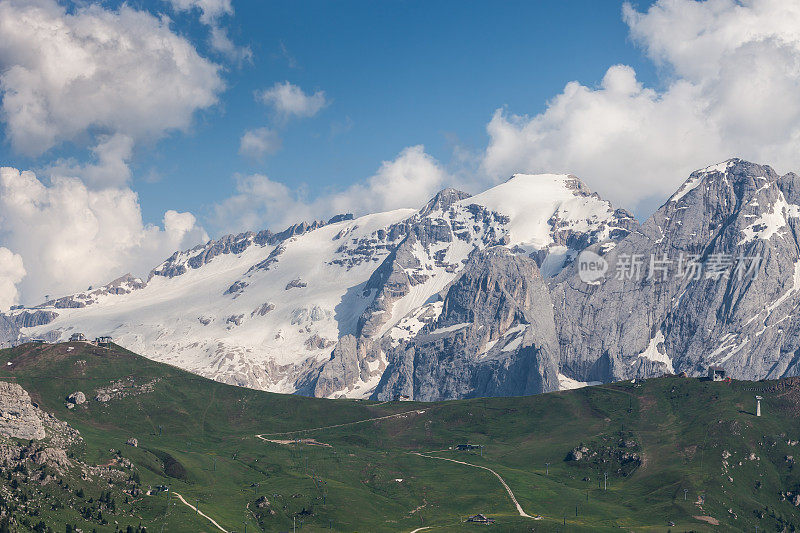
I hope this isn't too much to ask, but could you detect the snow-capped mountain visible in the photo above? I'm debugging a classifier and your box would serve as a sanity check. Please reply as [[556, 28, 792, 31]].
[[11, 160, 800, 400], [0, 173, 635, 398], [553, 159, 800, 384]]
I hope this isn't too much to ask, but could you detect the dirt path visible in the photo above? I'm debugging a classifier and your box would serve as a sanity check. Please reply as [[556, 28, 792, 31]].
[[257, 437, 332, 447], [411, 452, 533, 518], [172, 491, 229, 532], [256, 408, 426, 437]]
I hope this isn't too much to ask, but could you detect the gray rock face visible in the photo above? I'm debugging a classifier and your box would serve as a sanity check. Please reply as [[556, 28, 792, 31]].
[[0, 315, 21, 348], [372, 247, 560, 400], [9, 310, 59, 329], [0, 381, 46, 440], [311, 335, 385, 398], [553, 159, 800, 383], [356, 189, 511, 339]]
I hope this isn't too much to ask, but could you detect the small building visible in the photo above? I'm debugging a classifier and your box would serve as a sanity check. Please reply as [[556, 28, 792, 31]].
[[69, 332, 86, 342], [31, 339, 45, 344], [456, 443, 482, 451], [467, 514, 495, 524], [708, 366, 726, 381], [95, 336, 112, 347]]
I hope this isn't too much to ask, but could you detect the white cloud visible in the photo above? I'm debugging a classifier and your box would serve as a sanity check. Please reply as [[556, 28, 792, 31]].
[[482, 66, 722, 209], [214, 174, 305, 233], [239, 127, 282, 160], [481, 0, 800, 212], [164, 0, 232, 24], [326, 145, 449, 215], [45, 134, 135, 189], [209, 25, 253, 63], [163, 0, 251, 63], [0, 247, 25, 311], [0, 166, 208, 305], [215, 145, 448, 233], [256, 81, 328, 119], [0, 0, 224, 163]]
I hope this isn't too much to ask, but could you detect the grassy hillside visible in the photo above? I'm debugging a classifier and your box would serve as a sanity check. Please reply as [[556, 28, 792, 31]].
[[2, 341, 800, 532]]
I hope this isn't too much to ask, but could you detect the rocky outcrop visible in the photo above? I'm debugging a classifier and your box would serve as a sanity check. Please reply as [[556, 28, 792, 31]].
[[357, 236, 427, 338], [373, 247, 560, 400], [251, 302, 275, 317], [67, 391, 86, 405], [9, 310, 59, 329], [418, 188, 471, 216], [0, 381, 46, 440], [32, 447, 70, 469], [285, 279, 307, 290], [311, 335, 385, 398]]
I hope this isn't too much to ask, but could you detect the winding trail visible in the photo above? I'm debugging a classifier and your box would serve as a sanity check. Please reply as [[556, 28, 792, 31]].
[[172, 491, 229, 532], [410, 452, 533, 518], [255, 408, 426, 438], [253, 406, 535, 528]]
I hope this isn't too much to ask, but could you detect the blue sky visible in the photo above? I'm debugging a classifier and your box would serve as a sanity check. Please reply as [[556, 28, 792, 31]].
[[4, 0, 800, 305], [2, 0, 657, 228]]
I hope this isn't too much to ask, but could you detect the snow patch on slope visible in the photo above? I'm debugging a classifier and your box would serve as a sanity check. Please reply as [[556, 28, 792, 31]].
[[558, 374, 602, 390], [632, 330, 674, 373], [738, 191, 800, 245]]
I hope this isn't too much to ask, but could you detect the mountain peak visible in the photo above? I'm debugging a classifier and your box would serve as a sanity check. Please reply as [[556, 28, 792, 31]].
[[669, 158, 782, 205], [418, 187, 472, 216], [504, 173, 595, 196]]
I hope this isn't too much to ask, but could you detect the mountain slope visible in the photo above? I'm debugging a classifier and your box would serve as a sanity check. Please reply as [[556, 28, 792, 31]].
[[1, 173, 634, 399], [3, 341, 800, 532], [10, 160, 800, 400]]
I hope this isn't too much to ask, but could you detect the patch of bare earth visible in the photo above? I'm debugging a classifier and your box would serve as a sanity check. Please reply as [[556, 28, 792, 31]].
[[262, 438, 331, 447], [693, 515, 719, 525]]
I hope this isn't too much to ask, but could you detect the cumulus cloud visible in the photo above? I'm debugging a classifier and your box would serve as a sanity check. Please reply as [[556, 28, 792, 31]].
[[0, 166, 208, 305], [0, 0, 224, 164], [481, 0, 800, 212], [215, 145, 448, 233], [0, 247, 25, 311], [45, 134, 135, 189], [256, 81, 328, 119], [214, 174, 304, 233], [326, 145, 449, 215], [239, 127, 282, 160]]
